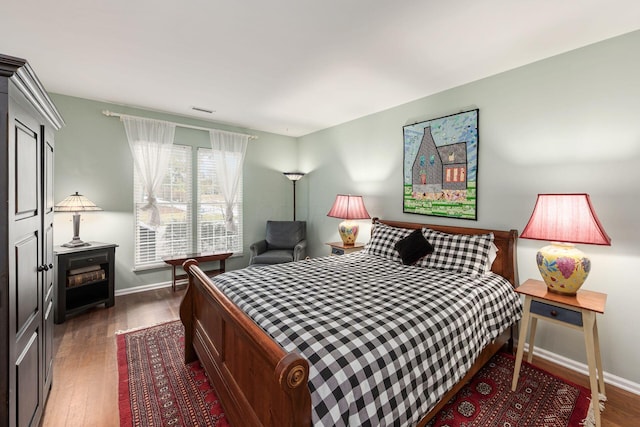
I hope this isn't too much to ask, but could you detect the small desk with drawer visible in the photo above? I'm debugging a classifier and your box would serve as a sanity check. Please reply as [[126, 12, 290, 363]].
[[511, 279, 607, 427]]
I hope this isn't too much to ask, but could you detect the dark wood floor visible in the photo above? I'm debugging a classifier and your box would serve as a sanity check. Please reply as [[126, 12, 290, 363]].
[[42, 287, 639, 426], [42, 288, 185, 427]]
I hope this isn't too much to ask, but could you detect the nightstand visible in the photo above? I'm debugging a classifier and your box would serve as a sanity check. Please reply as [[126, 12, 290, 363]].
[[54, 242, 118, 323], [511, 279, 606, 427], [326, 241, 365, 256]]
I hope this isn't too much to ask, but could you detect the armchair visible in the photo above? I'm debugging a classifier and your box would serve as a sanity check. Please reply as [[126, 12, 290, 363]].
[[249, 221, 307, 265]]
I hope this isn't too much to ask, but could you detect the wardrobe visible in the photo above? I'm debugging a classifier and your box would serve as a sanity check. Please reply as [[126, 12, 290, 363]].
[[0, 54, 64, 426]]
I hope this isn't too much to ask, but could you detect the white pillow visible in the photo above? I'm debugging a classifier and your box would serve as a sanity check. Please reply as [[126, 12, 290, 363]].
[[486, 242, 499, 274]]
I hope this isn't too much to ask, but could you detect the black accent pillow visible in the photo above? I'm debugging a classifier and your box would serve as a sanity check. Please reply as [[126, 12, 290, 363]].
[[394, 229, 434, 265]]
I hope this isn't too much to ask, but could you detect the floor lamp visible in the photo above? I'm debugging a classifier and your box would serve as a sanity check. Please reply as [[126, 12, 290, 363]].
[[283, 172, 305, 220]]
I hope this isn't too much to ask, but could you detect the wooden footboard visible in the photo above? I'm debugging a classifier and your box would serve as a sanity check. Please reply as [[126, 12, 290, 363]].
[[180, 259, 312, 427]]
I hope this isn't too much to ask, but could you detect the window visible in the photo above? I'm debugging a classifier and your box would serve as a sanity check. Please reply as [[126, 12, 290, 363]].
[[134, 145, 192, 267], [133, 144, 243, 268], [197, 148, 243, 254]]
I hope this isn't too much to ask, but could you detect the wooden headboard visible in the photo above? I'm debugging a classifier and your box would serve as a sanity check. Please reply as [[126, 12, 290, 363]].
[[374, 218, 519, 287]]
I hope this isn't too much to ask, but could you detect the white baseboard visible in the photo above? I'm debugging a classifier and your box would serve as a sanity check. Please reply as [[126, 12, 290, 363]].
[[525, 343, 640, 396], [114, 279, 186, 296]]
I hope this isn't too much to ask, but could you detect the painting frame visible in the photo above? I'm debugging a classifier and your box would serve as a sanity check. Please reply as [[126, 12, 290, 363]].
[[402, 109, 479, 220]]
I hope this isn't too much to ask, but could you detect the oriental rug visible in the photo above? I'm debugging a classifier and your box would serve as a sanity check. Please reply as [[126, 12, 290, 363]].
[[117, 321, 228, 427], [118, 321, 593, 427], [427, 352, 592, 427]]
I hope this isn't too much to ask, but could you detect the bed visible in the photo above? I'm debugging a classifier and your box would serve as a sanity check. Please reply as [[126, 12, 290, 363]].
[[179, 218, 522, 426]]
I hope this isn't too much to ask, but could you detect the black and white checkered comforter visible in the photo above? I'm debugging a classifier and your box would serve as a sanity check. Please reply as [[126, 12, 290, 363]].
[[212, 253, 522, 426]]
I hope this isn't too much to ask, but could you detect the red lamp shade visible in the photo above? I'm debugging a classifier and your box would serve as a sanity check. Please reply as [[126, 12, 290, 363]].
[[520, 194, 611, 245], [327, 195, 370, 245], [521, 194, 611, 295], [327, 194, 371, 220]]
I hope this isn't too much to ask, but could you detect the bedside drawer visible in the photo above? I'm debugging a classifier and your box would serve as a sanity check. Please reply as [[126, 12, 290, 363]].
[[67, 251, 109, 269], [331, 247, 345, 255], [530, 300, 583, 326]]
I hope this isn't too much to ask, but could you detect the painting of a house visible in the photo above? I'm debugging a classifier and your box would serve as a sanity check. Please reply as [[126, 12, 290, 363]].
[[403, 109, 478, 219], [411, 127, 468, 193]]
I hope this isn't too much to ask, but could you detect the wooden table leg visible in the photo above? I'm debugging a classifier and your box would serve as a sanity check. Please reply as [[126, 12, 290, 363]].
[[512, 297, 532, 391], [527, 317, 537, 363], [593, 319, 606, 397], [172, 265, 177, 292], [583, 310, 602, 427]]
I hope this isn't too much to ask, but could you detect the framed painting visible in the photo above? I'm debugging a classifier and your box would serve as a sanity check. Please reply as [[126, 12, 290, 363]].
[[402, 109, 479, 220]]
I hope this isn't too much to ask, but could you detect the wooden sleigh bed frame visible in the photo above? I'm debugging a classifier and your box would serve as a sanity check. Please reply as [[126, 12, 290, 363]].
[[179, 219, 519, 426]]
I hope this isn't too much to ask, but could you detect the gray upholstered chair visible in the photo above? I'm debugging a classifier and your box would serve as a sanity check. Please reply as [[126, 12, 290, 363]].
[[249, 221, 307, 265]]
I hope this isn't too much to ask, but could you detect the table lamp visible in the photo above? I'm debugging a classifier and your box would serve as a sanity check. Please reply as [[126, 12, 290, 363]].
[[327, 194, 370, 245], [55, 192, 103, 247], [520, 193, 611, 295]]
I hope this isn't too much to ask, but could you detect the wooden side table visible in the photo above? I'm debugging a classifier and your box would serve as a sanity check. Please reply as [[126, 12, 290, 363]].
[[54, 242, 118, 323], [511, 279, 606, 427], [326, 241, 365, 256], [163, 252, 232, 291]]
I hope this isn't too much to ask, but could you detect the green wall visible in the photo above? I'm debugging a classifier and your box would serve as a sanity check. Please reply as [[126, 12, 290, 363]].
[[297, 30, 640, 385], [51, 94, 298, 292], [50, 29, 640, 388]]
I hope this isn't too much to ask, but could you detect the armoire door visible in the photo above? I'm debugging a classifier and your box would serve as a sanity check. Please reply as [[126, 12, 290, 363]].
[[8, 98, 44, 427]]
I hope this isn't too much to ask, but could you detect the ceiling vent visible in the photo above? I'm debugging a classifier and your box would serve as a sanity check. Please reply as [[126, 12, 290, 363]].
[[191, 106, 214, 114]]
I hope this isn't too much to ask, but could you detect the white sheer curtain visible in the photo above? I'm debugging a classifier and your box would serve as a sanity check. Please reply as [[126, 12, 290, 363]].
[[122, 116, 176, 228], [209, 129, 249, 232]]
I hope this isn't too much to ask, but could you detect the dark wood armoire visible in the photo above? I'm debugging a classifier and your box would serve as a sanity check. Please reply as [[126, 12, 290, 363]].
[[0, 54, 64, 427]]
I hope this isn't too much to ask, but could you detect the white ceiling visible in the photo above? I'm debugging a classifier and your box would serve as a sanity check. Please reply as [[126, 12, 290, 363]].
[[2, 1, 639, 137]]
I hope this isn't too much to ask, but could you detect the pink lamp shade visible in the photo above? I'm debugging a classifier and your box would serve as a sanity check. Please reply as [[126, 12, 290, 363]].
[[327, 195, 371, 245], [521, 194, 611, 295], [521, 193, 611, 245]]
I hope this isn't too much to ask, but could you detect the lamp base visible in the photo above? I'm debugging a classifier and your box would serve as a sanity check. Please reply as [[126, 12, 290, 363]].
[[62, 238, 90, 248], [61, 213, 90, 248], [338, 220, 359, 246], [536, 242, 591, 295]]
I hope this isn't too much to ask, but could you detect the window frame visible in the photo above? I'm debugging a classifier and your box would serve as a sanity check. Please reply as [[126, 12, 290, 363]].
[[132, 143, 243, 270]]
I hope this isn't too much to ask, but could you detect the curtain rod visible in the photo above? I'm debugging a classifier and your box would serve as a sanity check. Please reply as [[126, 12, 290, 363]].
[[102, 110, 258, 140]]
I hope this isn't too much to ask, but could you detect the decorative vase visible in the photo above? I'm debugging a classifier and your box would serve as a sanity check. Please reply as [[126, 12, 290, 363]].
[[338, 220, 359, 245], [535, 242, 591, 295]]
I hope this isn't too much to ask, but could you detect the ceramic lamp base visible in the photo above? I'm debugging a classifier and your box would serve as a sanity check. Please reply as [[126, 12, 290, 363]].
[[338, 220, 359, 246], [536, 242, 591, 295]]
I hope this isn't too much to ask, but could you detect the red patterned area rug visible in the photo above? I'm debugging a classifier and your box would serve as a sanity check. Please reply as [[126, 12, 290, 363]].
[[427, 352, 591, 427], [118, 322, 591, 427], [117, 321, 229, 427]]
